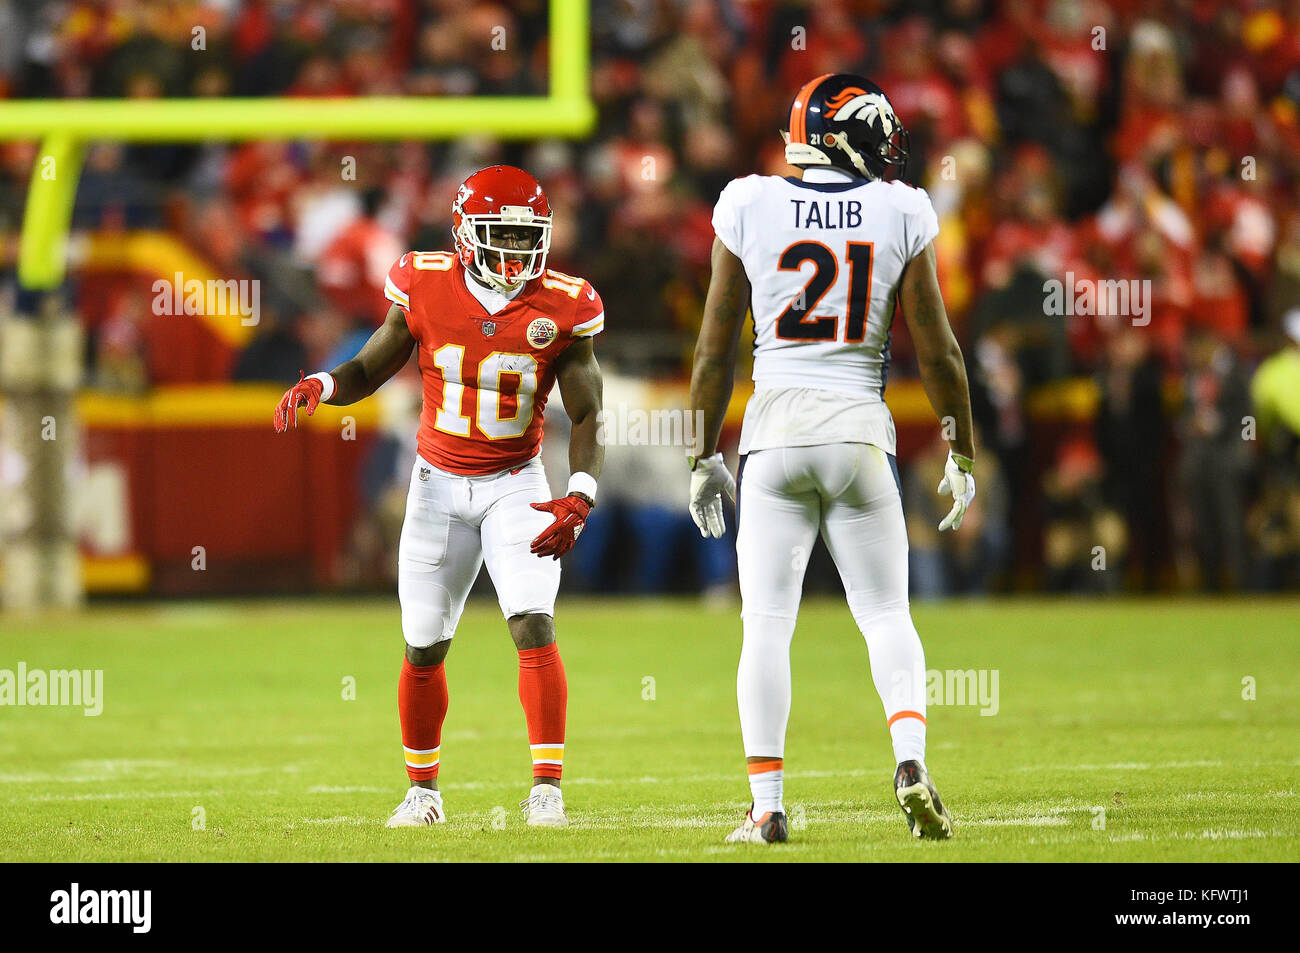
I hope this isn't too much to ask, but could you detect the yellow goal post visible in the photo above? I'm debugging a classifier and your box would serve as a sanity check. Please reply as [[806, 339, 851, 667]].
[[0, 0, 595, 290]]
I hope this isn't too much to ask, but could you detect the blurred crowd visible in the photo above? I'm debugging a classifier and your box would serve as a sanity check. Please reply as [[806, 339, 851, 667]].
[[2, 0, 1300, 595]]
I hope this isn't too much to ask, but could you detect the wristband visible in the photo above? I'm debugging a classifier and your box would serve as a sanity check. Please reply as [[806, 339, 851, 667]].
[[307, 372, 336, 402], [950, 452, 974, 473], [567, 471, 598, 505]]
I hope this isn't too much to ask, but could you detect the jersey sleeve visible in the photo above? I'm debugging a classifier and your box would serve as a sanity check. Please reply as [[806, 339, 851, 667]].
[[903, 187, 941, 262], [384, 252, 413, 314], [711, 177, 749, 258], [571, 281, 605, 339]]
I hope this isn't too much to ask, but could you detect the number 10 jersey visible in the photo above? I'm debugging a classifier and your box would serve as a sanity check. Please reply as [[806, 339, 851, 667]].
[[385, 251, 605, 475]]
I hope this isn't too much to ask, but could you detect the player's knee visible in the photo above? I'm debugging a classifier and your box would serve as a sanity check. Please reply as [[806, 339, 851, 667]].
[[400, 582, 459, 650], [401, 602, 453, 647], [496, 564, 559, 622], [508, 612, 554, 650], [740, 611, 798, 650], [406, 641, 450, 666], [740, 584, 802, 619], [849, 600, 913, 636]]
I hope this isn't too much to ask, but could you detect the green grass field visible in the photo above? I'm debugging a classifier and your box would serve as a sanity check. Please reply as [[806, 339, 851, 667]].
[[1, 596, 1297, 862]]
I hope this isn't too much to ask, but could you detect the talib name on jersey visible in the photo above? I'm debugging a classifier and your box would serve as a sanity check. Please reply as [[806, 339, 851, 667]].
[[790, 198, 863, 229]]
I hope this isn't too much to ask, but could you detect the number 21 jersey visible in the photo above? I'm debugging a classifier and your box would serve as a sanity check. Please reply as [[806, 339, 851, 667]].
[[712, 171, 938, 454]]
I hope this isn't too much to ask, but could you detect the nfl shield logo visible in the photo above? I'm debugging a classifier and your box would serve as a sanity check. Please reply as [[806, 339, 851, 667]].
[[482, 321, 496, 337]]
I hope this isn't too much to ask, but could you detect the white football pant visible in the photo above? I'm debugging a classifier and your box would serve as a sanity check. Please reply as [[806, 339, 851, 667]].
[[398, 455, 559, 647], [735, 442, 927, 765]]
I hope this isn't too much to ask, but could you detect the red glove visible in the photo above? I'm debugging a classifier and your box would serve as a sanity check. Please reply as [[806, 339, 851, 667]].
[[529, 495, 592, 560], [274, 372, 324, 432]]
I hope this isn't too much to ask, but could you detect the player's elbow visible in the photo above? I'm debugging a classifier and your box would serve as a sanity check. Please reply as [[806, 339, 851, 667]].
[[917, 344, 967, 383], [567, 398, 600, 428], [691, 348, 734, 380], [334, 360, 372, 402]]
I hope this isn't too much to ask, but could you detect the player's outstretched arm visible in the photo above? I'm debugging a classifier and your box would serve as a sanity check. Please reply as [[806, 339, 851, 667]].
[[686, 237, 749, 537], [325, 304, 417, 405], [898, 241, 977, 530], [273, 304, 415, 431], [529, 336, 604, 560]]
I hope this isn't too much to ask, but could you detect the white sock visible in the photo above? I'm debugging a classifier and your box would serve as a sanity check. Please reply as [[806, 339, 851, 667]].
[[748, 765, 784, 816], [854, 606, 928, 765], [889, 719, 926, 766]]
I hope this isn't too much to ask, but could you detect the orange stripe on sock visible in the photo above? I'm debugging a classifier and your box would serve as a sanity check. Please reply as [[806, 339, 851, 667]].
[[746, 758, 783, 776], [887, 710, 926, 727]]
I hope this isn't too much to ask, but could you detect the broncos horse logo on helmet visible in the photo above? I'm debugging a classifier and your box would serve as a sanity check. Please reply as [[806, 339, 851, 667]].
[[783, 73, 910, 181]]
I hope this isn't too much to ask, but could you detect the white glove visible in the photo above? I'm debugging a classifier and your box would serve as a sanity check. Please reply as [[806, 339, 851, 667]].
[[937, 451, 976, 532], [688, 452, 736, 538]]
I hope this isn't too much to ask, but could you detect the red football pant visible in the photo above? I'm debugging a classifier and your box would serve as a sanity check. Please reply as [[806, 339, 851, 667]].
[[518, 643, 567, 780], [398, 658, 448, 781]]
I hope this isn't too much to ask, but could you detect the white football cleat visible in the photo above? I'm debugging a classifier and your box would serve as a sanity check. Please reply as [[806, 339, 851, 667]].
[[385, 786, 445, 827], [519, 783, 568, 828], [724, 805, 789, 843]]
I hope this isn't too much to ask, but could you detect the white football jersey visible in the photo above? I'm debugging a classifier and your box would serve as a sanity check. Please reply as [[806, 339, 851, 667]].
[[712, 167, 939, 454]]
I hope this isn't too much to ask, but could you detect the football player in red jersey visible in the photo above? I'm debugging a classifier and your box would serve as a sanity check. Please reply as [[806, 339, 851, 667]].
[[274, 166, 605, 829]]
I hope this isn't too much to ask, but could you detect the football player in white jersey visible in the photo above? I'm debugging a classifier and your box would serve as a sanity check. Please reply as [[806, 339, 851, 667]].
[[688, 74, 976, 843]]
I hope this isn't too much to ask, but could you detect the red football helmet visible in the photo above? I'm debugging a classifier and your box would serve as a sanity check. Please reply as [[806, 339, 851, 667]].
[[451, 165, 553, 292]]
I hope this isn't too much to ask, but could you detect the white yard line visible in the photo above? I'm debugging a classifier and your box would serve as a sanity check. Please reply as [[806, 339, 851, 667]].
[[1014, 759, 1300, 772]]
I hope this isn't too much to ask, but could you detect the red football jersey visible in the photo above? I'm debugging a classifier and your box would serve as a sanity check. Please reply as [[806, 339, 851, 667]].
[[384, 251, 605, 475]]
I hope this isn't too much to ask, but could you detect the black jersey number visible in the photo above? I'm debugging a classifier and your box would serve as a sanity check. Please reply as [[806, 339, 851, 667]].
[[775, 240, 874, 343]]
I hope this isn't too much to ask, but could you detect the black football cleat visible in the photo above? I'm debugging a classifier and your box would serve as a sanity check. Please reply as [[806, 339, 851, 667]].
[[724, 804, 790, 843], [894, 760, 954, 839]]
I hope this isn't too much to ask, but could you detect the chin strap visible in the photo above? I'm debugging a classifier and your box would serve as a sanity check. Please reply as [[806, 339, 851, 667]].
[[829, 133, 873, 179], [784, 133, 877, 181]]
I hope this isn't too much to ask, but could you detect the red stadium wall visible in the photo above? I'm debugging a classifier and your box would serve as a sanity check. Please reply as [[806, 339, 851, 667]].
[[67, 379, 1099, 596], [78, 386, 377, 595]]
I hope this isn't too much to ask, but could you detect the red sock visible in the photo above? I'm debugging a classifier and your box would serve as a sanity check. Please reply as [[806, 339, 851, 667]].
[[518, 643, 567, 780], [398, 658, 447, 782]]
